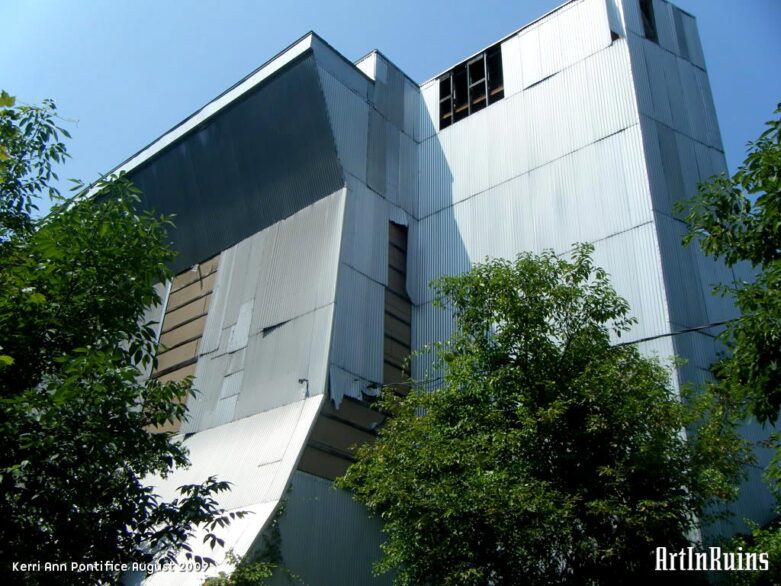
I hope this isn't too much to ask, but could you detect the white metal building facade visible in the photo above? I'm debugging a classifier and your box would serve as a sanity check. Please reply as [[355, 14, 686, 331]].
[[116, 1, 773, 583]]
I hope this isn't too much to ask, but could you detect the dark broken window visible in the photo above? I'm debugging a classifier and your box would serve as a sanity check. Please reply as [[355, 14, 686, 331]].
[[439, 43, 504, 130], [640, 0, 658, 43]]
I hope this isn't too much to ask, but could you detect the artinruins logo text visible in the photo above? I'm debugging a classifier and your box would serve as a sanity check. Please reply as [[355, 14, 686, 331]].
[[655, 547, 769, 572]]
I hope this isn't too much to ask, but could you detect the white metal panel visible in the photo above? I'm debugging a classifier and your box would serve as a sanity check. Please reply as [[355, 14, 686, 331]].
[[417, 81, 438, 143], [319, 66, 369, 183], [330, 264, 385, 390], [398, 131, 418, 217], [227, 299, 253, 353], [200, 247, 235, 355], [142, 396, 324, 586], [355, 52, 376, 79], [403, 77, 419, 138], [252, 190, 344, 331], [518, 26, 542, 89], [236, 306, 333, 418], [500, 34, 523, 97], [340, 180, 388, 285]]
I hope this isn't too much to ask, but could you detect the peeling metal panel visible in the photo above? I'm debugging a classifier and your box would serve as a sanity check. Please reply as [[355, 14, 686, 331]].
[[318, 66, 369, 183], [142, 396, 324, 586], [269, 471, 392, 586], [183, 190, 344, 432], [129, 54, 344, 273], [620, 0, 644, 36]]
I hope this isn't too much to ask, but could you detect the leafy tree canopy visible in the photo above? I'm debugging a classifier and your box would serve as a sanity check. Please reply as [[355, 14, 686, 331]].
[[678, 104, 780, 429], [0, 93, 237, 585], [338, 244, 746, 586]]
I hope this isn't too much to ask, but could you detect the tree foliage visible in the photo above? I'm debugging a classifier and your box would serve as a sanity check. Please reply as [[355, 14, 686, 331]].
[[0, 93, 238, 584], [678, 105, 781, 586], [678, 104, 780, 430], [338, 244, 745, 586]]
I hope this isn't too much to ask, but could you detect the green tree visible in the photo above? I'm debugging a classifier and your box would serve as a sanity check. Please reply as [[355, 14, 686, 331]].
[[0, 94, 240, 584], [677, 104, 780, 585], [678, 104, 780, 438], [338, 244, 745, 586]]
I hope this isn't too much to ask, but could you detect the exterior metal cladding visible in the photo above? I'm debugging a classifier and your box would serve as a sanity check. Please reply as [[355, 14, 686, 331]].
[[108, 1, 773, 583], [128, 52, 344, 273]]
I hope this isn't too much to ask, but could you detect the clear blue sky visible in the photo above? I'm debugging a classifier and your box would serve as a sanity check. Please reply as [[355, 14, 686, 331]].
[[1, 0, 779, 214]]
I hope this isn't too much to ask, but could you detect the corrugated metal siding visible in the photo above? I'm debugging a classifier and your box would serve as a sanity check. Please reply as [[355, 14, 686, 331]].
[[512, 0, 612, 90], [129, 54, 344, 274], [141, 396, 324, 586], [319, 66, 369, 184], [267, 471, 392, 586], [417, 39, 638, 219], [411, 125, 651, 305], [340, 180, 388, 285], [330, 265, 385, 403], [182, 190, 345, 433], [372, 54, 405, 132]]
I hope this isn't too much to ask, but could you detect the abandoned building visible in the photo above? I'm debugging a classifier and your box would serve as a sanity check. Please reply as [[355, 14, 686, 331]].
[[115, 0, 774, 583]]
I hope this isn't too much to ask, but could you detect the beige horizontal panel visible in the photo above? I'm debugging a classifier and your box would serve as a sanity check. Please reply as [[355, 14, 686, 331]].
[[155, 361, 197, 383], [167, 271, 217, 311], [159, 315, 207, 350], [156, 339, 199, 373], [162, 294, 211, 331], [171, 254, 219, 292]]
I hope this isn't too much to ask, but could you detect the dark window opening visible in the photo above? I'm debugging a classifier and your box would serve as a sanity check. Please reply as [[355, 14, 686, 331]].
[[439, 42, 504, 130], [639, 0, 658, 43]]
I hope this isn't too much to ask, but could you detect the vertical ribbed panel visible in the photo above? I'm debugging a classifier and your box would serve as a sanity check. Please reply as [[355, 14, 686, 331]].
[[271, 471, 392, 586], [403, 78, 419, 138], [340, 180, 388, 285], [373, 54, 405, 131], [515, 0, 612, 90], [398, 132, 418, 217], [418, 40, 638, 219], [652, 0, 678, 54], [681, 11, 706, 69], [318, 66, 369, 183], [500, 34, 523, 97], [417, 81, 438, 143], [182, 190, 345, 433], [330, 264, 385, 397], [411, 125, 651, 306]]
